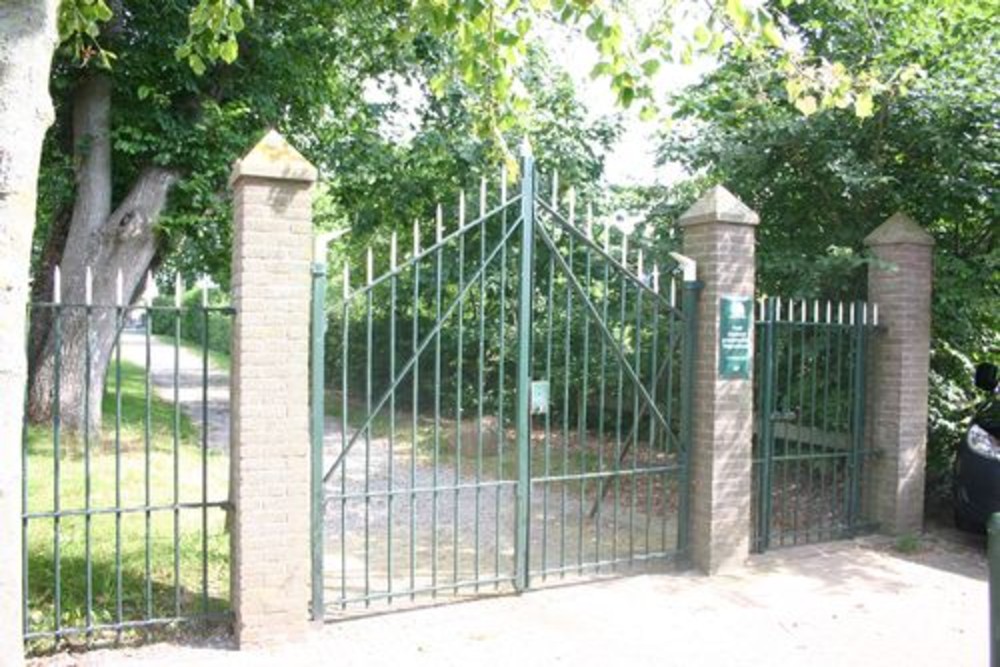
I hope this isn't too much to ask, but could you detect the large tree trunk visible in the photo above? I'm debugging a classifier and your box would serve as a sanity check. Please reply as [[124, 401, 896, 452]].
[[27, 74, 178, 434], [0, 2, 60, 663]]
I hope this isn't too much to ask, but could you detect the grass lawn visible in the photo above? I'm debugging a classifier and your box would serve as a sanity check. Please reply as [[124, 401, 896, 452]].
[[24, 360, 229, 652]]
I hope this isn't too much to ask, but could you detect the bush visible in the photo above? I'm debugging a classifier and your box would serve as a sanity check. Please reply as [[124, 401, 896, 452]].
[[150, 288, 232, 358]]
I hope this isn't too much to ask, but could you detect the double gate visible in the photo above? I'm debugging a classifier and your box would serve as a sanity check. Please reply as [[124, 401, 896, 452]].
[[310, 149, 698, 617], [752, 297, 878, 552]]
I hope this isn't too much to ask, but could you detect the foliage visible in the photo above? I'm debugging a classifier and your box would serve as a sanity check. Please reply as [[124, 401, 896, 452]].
[[660, 0, 1000, 481], [150, 289, 232, 361]]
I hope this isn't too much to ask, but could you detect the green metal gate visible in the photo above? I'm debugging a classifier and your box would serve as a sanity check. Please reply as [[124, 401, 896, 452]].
[[752, 297, 879, 552], [310, 147, 699, 617]]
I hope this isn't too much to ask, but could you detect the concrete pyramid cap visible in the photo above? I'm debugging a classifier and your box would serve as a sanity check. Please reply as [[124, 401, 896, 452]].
[[230, 129, 318, 186], [864, 212, 935, 247], [678, 185, 759, 227]]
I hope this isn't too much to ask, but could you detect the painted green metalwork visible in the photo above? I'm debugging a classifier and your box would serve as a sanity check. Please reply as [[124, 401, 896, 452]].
[[989, 513, 1000, 666], [752, 296, 879, 553], [21, 291, 234, 649], [311, 260, 328, 620], [316, 147, 696, 617]]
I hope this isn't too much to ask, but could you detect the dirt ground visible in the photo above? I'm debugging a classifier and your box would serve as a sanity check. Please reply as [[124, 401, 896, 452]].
[[29, 525, 988, 667]]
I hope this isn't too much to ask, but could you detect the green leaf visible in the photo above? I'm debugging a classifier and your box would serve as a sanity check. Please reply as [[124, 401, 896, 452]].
[[762, 21, 783, 48], [641, 59, 661, 76], [189, 53, 206, 76], [219, 38, 239, 64], [794, 94, 817, 116], [137, 85, 152, 101], [694, 25, 710, 45], [854, 91, 874, 118]]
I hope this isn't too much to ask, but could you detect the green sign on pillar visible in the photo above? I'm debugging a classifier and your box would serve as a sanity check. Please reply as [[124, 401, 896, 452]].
[[719, 296, 752, 379]]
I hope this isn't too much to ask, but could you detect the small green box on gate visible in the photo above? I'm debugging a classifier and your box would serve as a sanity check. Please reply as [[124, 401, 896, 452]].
[[719, 296, 752, 379]]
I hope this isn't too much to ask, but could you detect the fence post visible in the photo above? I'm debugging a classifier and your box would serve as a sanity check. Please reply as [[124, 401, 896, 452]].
[[678, 186, 759, 574], [864, 212, 934, 535], [990, 513, 1000, 667], [229, 129, 317, 646]]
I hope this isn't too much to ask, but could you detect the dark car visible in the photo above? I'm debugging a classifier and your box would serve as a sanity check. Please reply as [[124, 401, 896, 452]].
[[953, 362, 1000, 531]]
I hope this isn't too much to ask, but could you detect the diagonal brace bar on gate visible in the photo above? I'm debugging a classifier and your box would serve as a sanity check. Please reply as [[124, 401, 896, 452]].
[[535, 219, 672, 436], [323, 216, 524, 482]]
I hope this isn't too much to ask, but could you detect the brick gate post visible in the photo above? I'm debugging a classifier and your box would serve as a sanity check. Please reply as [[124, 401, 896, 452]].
[[864, 212, 934, 535], [229, 130, 317, 646], [679, 186, 759, 574]]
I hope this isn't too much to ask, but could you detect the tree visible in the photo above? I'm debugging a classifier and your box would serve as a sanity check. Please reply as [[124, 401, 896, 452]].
[[659, 0, 999, 482]]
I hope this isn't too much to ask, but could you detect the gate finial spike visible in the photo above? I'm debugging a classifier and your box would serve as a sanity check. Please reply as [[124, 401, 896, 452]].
[[201, 276, 209, 308], [480, 177, 487, 218], [436, 204, 443, 243], [637, 249, 644, 277], [391, 231, 398, 271], [567, 187, 576, 225], [551, 171, 559, 211], [501, 165, 508, 203], [519, 137, 533, 158], [144, 271, 154, 307], [174, 273, 183, 309], [343, 264, 350, 300], [459, 190, 466, 228], [53, 265, 61, 305], [366, 246, 374, 285], [873, 303, 879, 326], [413, 219, 420, 255], [116, 268, 124, 307], [670, 277, 677, 307], [652, 264, 660, 294], [85, 266, 93, 306]]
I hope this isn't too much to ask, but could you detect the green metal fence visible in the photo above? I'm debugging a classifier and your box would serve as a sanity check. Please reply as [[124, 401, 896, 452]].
[[313, 149, 698, 617], [752, 297, 879, 552], [22, 274, 233, 651]]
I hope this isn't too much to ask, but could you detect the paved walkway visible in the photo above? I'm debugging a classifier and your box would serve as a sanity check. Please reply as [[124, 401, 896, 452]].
[[31, 532, 988, 666]]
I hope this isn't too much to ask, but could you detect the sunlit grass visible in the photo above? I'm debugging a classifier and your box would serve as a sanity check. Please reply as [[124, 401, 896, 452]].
[[24, 360, 229, 652]]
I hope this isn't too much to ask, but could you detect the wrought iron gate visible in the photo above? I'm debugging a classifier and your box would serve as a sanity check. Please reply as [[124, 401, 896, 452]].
[[752, 297, 879, 552], [310, 147, 699, 618]]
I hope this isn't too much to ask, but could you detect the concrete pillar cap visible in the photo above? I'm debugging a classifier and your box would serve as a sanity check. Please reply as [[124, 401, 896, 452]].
[[864, 212, 934, 247], [229, 129, 318, 186], [678, 185, 759, 227]]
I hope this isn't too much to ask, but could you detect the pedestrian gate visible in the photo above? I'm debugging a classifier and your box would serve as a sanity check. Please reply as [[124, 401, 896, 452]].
[[309, 149, 699, 617], [752, 297, 879, 552]]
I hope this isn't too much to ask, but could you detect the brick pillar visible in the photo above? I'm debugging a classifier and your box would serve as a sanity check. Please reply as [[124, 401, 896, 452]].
[[229, 130, 317, 646], [864, 212, 934, 535], [679, 186, 759, 574]]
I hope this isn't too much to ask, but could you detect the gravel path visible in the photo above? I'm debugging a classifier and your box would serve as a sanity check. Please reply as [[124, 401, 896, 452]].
[[118, 330, 230, 452]]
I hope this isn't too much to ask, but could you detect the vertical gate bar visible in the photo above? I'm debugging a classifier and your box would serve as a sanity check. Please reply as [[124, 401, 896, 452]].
[[676, 279, 701, 555], [561, 234, 573, 574], [595, 233, 611, 571], [578, 211, 593, 566], [781, 303, 794, 546], [820, 302, 832, 539], [340, 266, 350, 608], [432, 207, 442, 598], [173, 279, 181, 618], [848, 301, 867, 534], [410, 228, 419, 600], [630, 260, 643, 564], [388, 233, 397, 603], [201, 292, 210, 613], [613, 236, 627, 565], [84, 298, 93, 636], [115, 298, 123, 635], [756, 298, 777, 552], [310, 258, 327, 619], [808, 301, 820, 541], [496, 169, 508, 589], [646, 271, 659, 556], [454, 195, 465, 593], [365, 251, 373, 606], [542, 232, 554, 579], [662, 282, 676, 553], [53, 300, 62, 637], [144, 298, 153, 622], [795, 301, 806, 543], [514, 146, 535, 591], [475, 198, 486, 592]]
